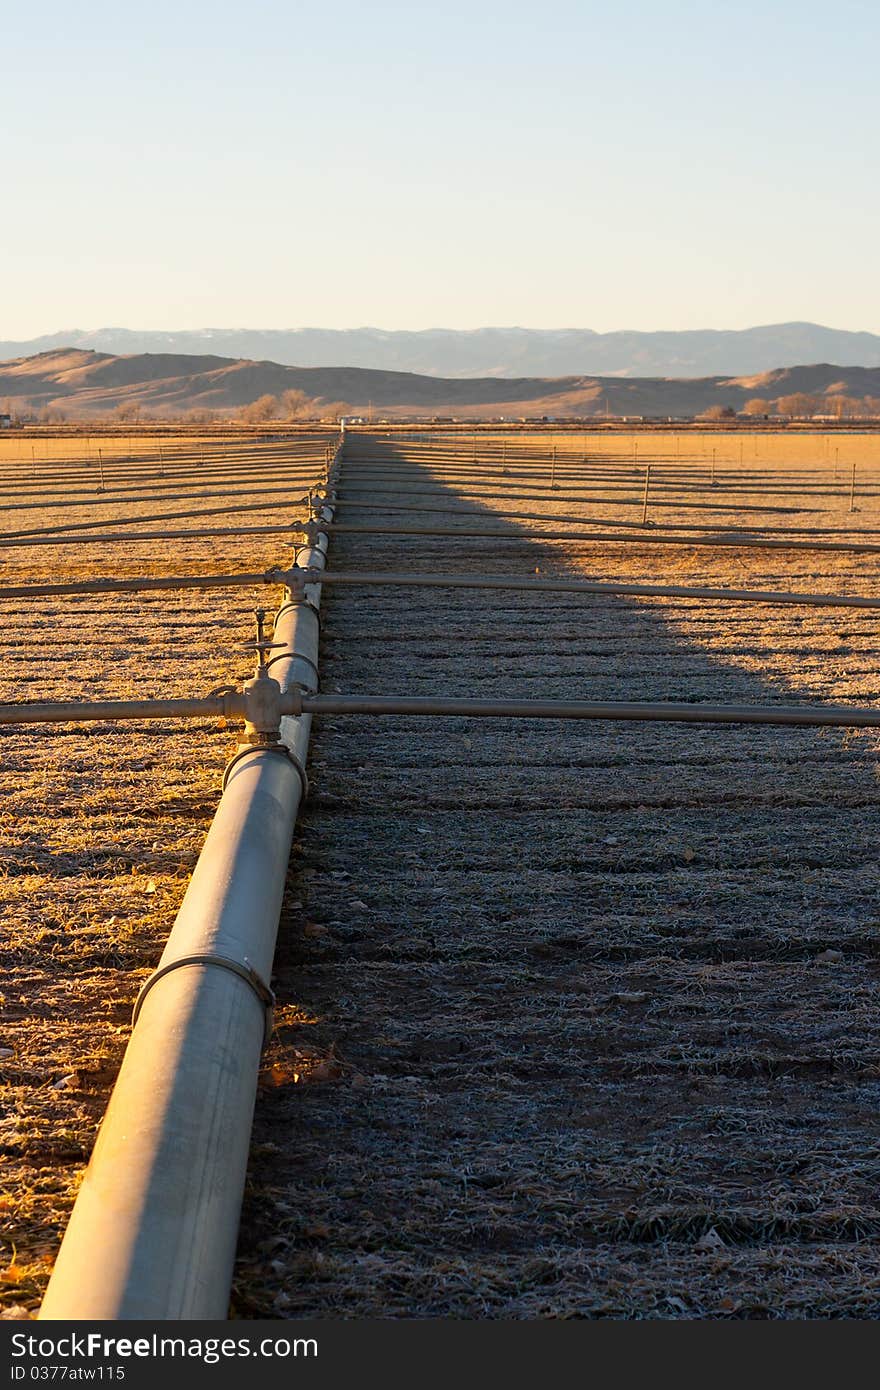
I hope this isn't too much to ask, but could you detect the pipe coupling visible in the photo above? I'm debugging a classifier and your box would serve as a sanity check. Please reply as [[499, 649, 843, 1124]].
[[242, 672, 282, 741]]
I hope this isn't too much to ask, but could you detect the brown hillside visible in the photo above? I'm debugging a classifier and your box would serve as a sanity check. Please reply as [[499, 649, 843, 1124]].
[[2, 349, 880, 418]]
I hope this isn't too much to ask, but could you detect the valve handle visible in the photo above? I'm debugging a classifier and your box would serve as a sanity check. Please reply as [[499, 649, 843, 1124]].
[[245, 609, 286, 670]]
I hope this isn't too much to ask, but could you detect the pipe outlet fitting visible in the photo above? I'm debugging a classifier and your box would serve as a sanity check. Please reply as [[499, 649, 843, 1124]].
[[281, 565, 308, 602], [242, 672, 283, 743]]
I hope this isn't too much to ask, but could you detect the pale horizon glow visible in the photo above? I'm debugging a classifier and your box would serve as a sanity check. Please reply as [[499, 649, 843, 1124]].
[[3, 0, 879, 340]]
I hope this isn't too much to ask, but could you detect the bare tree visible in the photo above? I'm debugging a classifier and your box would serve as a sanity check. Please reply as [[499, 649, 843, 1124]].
[[240, 394, 280, 423], [742, 397, 771, 416], [280, 389, 314, 420], [317, 400, 354, 421], [825, 394, 864, 419], [775, 393, 819, 418]]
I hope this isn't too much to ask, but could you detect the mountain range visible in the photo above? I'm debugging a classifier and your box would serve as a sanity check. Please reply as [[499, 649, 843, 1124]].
[[2, 350, 880, 420], [2, 323, 880, 379]]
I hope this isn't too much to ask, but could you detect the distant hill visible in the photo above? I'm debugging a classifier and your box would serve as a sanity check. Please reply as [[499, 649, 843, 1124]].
[[1, 323, 880, 379], [2, 349, 880, 420]]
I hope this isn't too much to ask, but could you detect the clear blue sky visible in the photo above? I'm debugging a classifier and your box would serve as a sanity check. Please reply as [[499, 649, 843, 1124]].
[[3, 0, 878, 336]]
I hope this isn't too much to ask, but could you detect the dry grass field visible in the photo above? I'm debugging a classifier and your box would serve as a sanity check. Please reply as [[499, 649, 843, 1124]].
[[0, 432, 330, 1314], [3, 427, 880, 1318]]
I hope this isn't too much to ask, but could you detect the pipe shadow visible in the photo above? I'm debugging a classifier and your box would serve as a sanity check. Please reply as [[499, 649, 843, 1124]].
[[239, 430, 880, 1320]]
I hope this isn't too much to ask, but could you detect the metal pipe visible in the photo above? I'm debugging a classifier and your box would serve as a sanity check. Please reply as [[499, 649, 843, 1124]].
[[0, 571, 286, 601], [336, 485, 814, 515], [0, 695, 242, 725], [3, 523, 298, 549], [0, 463, 323, 501], [0, 495, 315, 542], [338, 465, 872, 497], [39, 444, 340, 1321], [317, 523, 880, 555], [5, 560, 878, 615], [330, 498, 880, 538], [294, 693, 880, 730], [0, 478, 325, 514], [7, 686, 880, 734], [290, 567, 880, 612]]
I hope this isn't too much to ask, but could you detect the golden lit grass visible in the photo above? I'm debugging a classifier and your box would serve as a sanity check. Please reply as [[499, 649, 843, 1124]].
[[0, 432, 326, 1316], [0, 428, 327, 468], [448, 428, 880, 466]]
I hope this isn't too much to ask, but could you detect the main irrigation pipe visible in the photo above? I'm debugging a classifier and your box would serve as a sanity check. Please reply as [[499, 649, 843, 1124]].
[[38, 447, 341, 1321]]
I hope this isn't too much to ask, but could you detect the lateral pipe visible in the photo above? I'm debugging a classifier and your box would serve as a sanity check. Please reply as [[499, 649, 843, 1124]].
[[293, 693, 880, 729], [288, 567, 880, 612], [38, 442, 341, 1321], [334, 484, 814, 515], [0, 480, 323, 514], [336, 465, 872, 496], [0, 571, 287, 601], [314, 523, 880, 556], [0, 496, 317, 542], [6, 562, 876, 615], [2, 523, 300, 549], [330, 498, 880, 539], [6, 690, 880, 732], [0, 467, 324, 508], [0, 695, 242, 725], [6, 567, 880, 612]]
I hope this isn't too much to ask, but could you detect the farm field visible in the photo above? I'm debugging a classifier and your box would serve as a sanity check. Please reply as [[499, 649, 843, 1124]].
[[3, 426, 880, 1318], [0, 430, 331, 1312]]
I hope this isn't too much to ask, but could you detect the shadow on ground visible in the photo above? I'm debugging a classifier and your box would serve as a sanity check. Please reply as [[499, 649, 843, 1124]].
[[237, 432, 880, 1320]]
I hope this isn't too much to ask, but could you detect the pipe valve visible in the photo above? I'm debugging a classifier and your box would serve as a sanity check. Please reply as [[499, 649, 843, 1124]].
[[244, 609, 285, 677], [241, 609, 284, 744]]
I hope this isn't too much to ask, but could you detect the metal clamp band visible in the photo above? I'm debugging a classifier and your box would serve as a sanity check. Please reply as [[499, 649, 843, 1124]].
[[221, 741, 309, 799], [132, 953, 276, 1048], [265, 649, 320, 690], [274, 596, 323, 629], [293, 543, 329, 567]]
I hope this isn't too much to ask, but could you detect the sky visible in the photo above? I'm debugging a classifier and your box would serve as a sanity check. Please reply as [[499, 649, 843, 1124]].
[[2, 0, 878, 337]]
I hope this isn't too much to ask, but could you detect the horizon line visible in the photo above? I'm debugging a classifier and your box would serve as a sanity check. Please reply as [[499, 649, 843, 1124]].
[[4, 319, 880, 340]]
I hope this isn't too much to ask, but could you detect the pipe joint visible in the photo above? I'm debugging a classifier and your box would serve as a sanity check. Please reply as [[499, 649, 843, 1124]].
[[279, 564, 308, 603], [220, 689, 246, 720], [242, 672, 282, 742], [279, 689, 304, 718]]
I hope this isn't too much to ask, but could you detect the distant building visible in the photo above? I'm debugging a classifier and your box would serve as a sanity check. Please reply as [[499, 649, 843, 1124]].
[[0, 414, 12, 429]]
